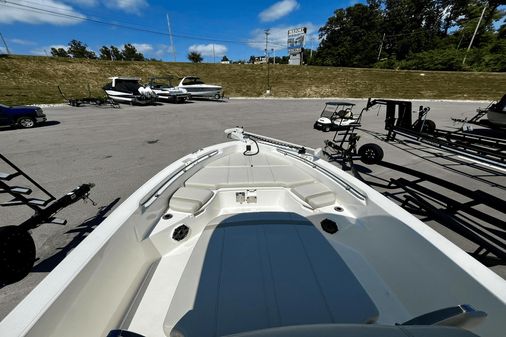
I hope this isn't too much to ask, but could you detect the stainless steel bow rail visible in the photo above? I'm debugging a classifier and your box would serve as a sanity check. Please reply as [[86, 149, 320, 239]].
[[0, 153, 95, 283]]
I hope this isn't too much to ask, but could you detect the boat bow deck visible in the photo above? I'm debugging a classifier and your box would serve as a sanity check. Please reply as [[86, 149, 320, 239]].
[[163, 212, 378, 337]]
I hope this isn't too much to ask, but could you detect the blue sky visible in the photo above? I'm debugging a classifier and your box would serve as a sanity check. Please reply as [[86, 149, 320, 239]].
[[0, 0, 358, 62]]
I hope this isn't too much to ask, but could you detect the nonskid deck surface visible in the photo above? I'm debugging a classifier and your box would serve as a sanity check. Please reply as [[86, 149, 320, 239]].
[[129, 212, 378, 337]]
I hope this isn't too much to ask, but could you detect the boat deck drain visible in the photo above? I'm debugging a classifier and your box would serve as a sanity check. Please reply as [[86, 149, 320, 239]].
[[172, 224, 189, 241]]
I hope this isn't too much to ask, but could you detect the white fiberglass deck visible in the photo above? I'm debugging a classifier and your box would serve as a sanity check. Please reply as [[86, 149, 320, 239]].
[[2, 139, 505, 337]]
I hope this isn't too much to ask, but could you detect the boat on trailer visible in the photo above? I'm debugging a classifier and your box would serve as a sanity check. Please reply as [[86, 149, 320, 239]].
[[486, 94, 506, 127], [1, 128, 505, 337], [177, 76, 223, 100], [103, 77, 157, 105], [148, 77, 190, 104]]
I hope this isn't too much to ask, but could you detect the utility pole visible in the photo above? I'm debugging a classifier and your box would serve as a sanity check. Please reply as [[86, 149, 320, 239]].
[[463, 3, 487, 65], [166, 13, 176, 62], [377, 33, 385, 61], [264, 29, 271, 93], [272, 48, 275, 64], [212, 44, 215, 63], [0, 32, 11, 55], [310, 36, 315, 59]]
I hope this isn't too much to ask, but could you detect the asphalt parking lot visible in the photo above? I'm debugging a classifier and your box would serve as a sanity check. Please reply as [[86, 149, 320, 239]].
[[1, 98, 504, 319]]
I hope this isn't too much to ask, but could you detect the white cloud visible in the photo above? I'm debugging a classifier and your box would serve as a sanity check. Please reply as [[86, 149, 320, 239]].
[[65, 0, 98, 6], [248, 23, 319, 52], [0, 0, 85, 25], [9, 38, 36, 46], [259, 0, 299, 22], [105, 0, 147, 13], [154, 44, 173, 58], [0, 47, 7, 54], [188, 44, 228, 57], [31, 44, 67, 56], [132, 43, 153, 54]]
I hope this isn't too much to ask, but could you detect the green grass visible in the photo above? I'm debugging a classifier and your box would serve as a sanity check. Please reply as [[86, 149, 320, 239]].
[[1, 55, 505, 105]]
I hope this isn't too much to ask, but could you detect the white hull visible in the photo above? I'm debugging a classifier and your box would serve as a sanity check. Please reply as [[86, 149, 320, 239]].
[[487, 110, 506, 127], [104, 90, 156, 105], [1, 130, 504, 337], [181, 85, 222, 98]]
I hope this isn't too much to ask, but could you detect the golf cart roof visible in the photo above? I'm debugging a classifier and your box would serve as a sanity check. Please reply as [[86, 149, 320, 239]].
[[108, 77, 141, 81], [325, 102, 355, 106]]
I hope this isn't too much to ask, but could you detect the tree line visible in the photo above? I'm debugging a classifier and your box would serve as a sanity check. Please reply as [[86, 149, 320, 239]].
[[51, 40, 155, 61], [310, 0, 506, 71]]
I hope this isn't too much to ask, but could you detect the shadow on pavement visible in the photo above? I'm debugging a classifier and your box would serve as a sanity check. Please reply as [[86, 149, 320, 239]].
[[32, 198, 121, 273], [352, 160, 506, 267]]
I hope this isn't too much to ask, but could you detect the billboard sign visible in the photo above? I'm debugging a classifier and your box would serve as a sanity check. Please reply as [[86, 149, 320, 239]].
[[287, 27, 306, 55]]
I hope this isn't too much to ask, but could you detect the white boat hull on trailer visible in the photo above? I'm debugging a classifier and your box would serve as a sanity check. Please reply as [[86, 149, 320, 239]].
[[178, 76, 222, 99], [487, 110, 506, 127], [1, 129, 505, 337]]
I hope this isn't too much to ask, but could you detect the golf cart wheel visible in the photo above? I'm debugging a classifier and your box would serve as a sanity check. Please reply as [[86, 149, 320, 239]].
[[214, 93, 221, 100], [323, 125, 331, 132], [0, 226, 36, 283], [358, 143, 384, 164], [17, 117, 35, 129]]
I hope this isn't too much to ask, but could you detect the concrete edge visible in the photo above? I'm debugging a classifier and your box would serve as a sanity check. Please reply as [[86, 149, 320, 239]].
[[33, 97, 491, 107]]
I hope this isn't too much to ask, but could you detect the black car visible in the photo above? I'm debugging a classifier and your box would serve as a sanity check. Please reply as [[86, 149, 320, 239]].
[[0, 103, 46, 128]]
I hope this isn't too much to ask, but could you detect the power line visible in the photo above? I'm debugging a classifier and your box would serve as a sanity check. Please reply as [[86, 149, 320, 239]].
[[1, 1, 286, 48]]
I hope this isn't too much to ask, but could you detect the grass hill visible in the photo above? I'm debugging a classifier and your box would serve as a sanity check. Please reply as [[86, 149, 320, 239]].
[[1, 55, 505, 105]]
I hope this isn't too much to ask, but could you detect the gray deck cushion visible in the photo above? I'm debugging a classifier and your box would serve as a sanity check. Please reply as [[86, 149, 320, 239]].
[[169, 187, 213, 213], [164, 212, 378, 337], [221, 324, 481, 337], [291, 183, 336, 208]]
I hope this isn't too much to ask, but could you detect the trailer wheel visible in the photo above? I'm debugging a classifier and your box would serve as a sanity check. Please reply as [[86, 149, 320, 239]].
[[424, 120, 436, 133], [0, 226, 36, 283], [358, 143, 384, 164], [414, 119, 436, 134], [214, 93, 221, 100]]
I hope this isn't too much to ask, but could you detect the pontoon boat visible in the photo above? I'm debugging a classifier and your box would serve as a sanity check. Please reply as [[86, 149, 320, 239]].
[[1, 128, 504, 337]]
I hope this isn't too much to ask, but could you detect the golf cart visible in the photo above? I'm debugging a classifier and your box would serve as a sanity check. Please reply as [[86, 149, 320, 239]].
[[313, 102, 360, 132]]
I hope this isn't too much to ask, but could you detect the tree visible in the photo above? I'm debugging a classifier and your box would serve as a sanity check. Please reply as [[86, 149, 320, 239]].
[[314, 2, 383, 67], [67, 39, 96, 59], [99, 46, 112, 60], [221, 55, 229, 62], [51, 47, 69, 57], [110, 45, 124, 61], [188, 51, 203, 63], [122, 44, 144, 61]]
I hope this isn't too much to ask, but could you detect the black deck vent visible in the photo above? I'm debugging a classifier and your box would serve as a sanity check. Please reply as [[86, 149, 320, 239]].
[[321, 219, 338, 234], [172, 224, 189, 241]]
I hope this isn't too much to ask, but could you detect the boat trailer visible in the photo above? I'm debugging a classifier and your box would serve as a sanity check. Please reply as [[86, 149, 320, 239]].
[[322, 99, 384, 165], [369, 99, 506, 170], [58, 84, 120, 108], [0, 153, 95, 283]]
